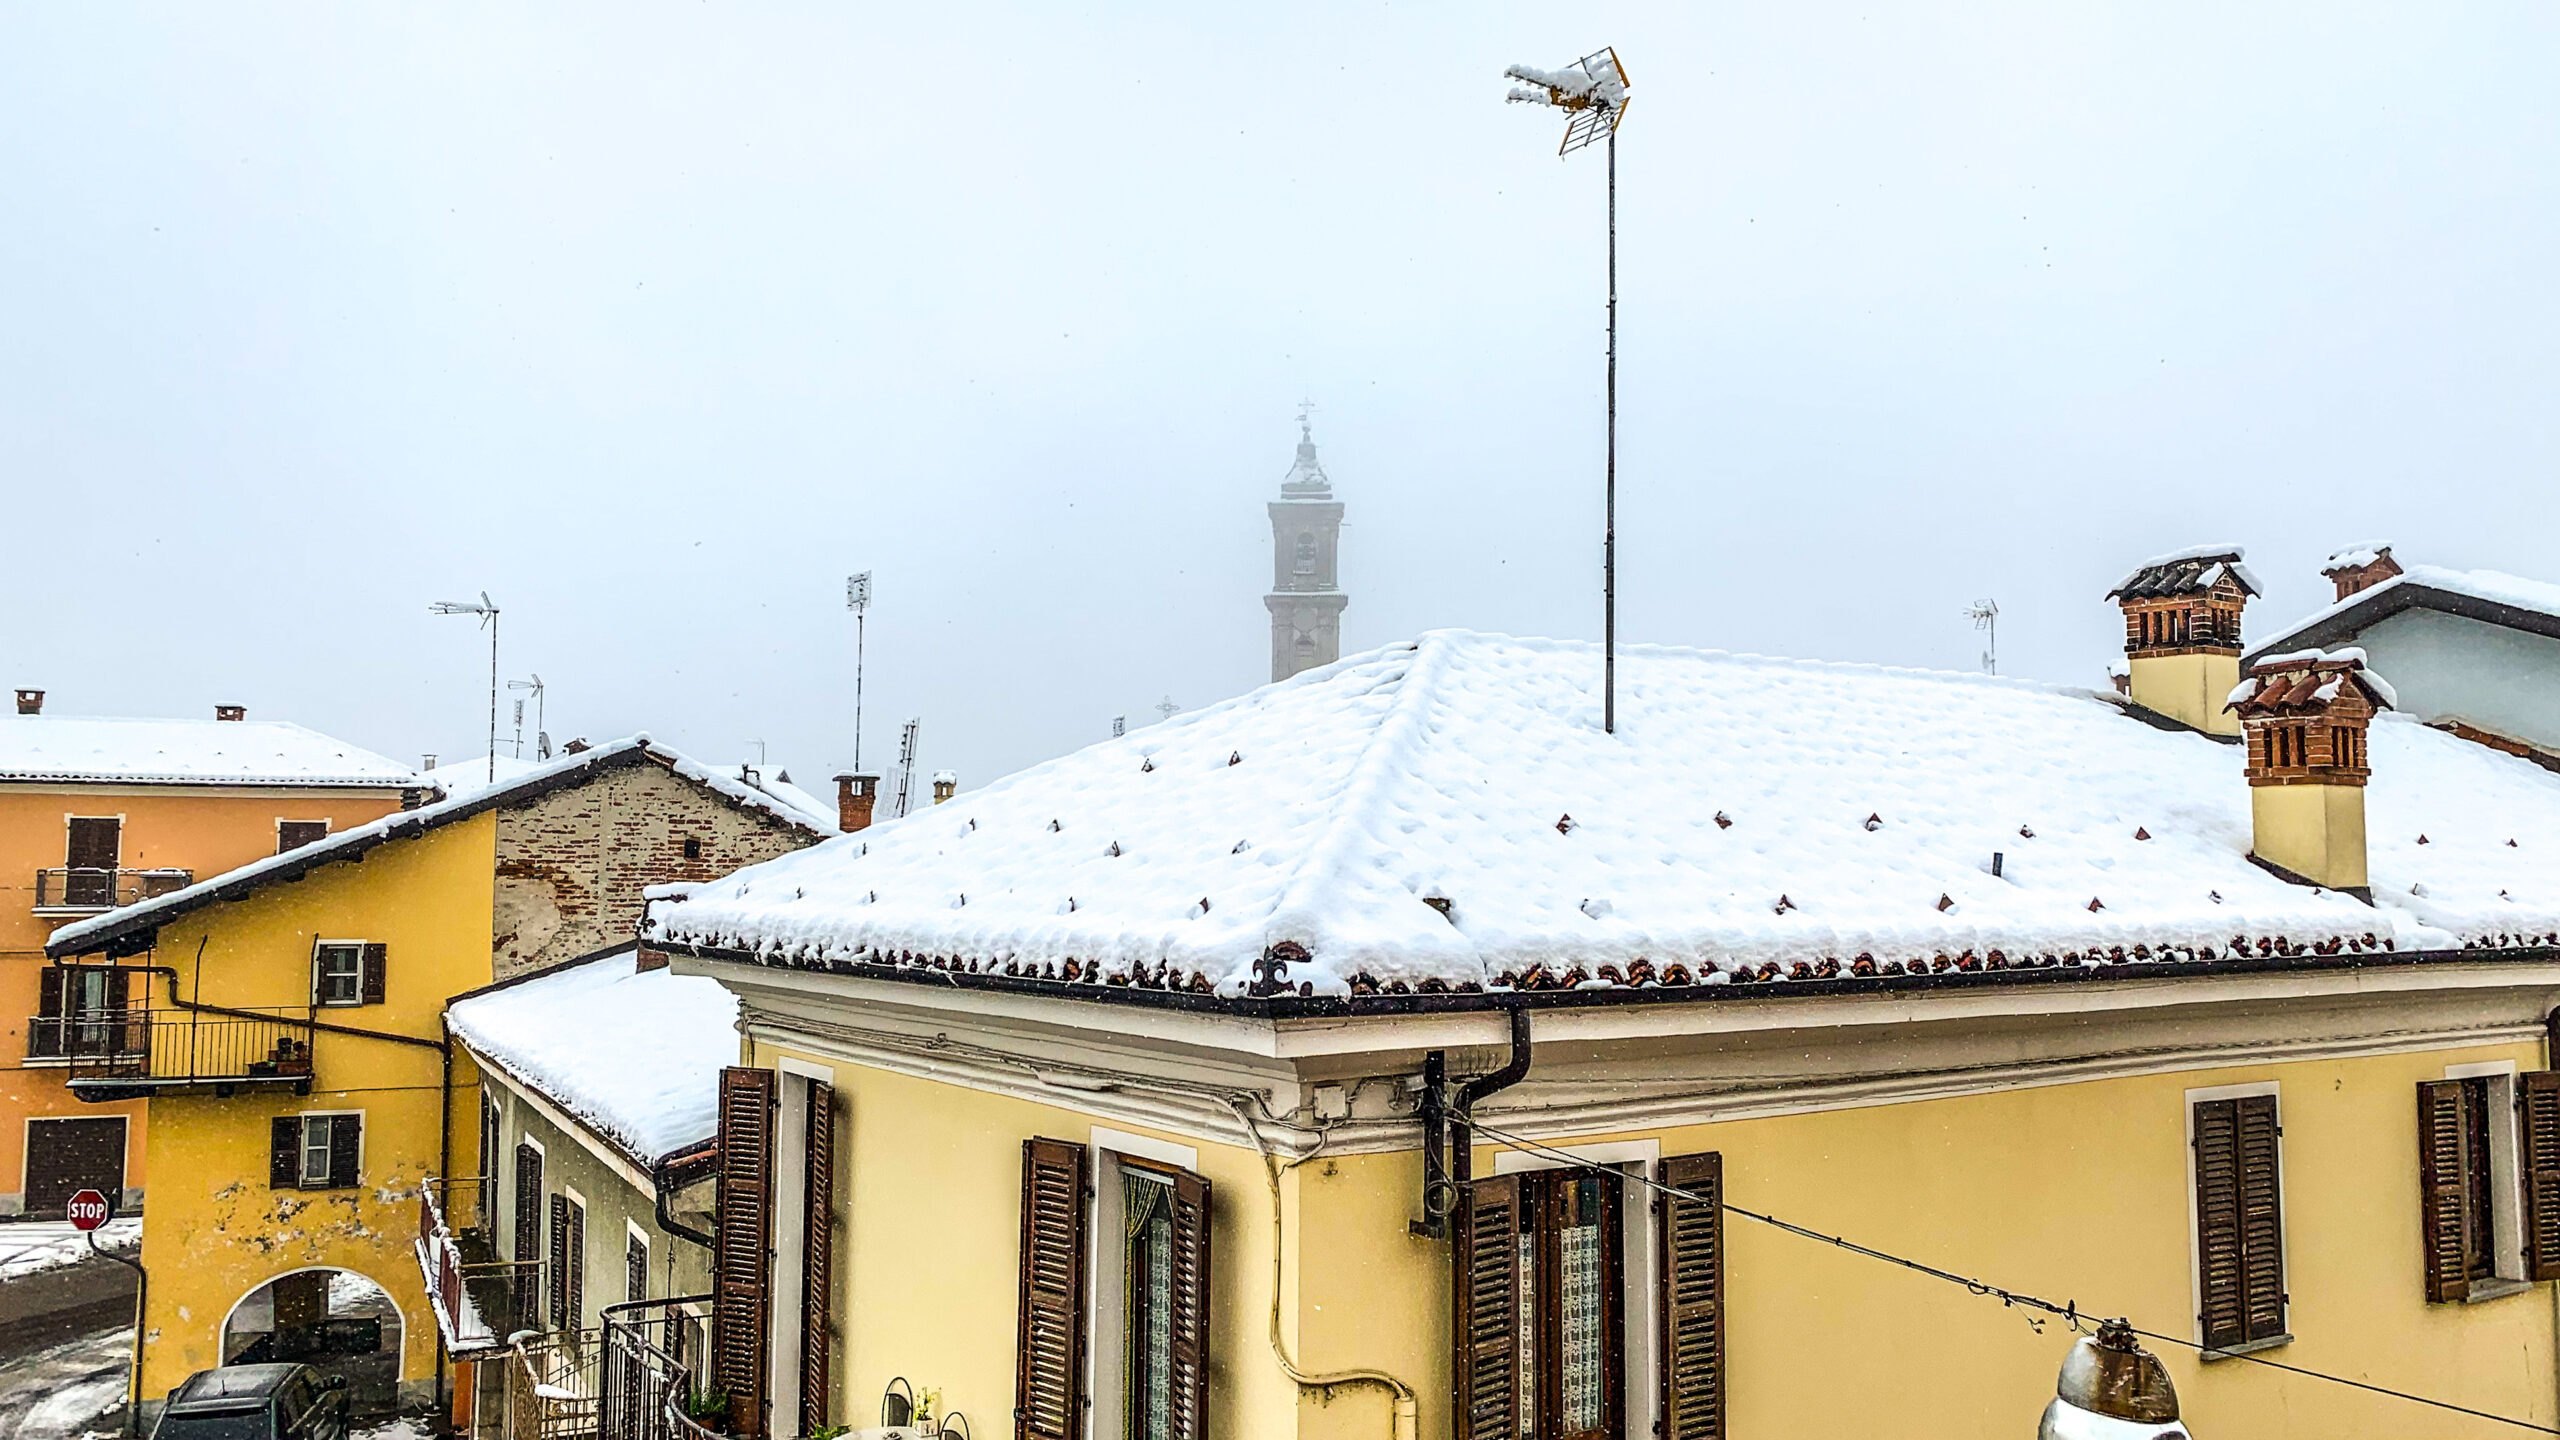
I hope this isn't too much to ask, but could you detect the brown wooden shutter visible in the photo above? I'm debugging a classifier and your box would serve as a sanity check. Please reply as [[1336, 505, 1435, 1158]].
[[551, 1192, 572, 1326], [800, 1081, 835, 1439], [2194, 1096, 2286, 1350], [1014, 1137, 1088, 1440], [629, 1231, 650, 1306], [1166, 1168, 1213, 1440], [1453, 1173, 1525, 1440], [2525, 1072, 2560, 1282], [359, 943, 388, 1005], [39, 965, 64, 1018], [34, 968, 64, 1059], [270, 1117, 299, 1189], [2417, 1080, 2474, 1303], [567, 1199, 586, 1330], [327, 1114, 361, 1190], [515, 1143, 544, 1265], [2235, 1095, 2286, 1342], [713, 1067, 778, 1439], [105, 967, 129, 1011], [1658, 1153, 1725, 1440]]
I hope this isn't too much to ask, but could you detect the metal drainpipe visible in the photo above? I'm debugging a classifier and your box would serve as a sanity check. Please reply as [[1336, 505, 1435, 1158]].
[[1446, 1007, 1533, 1440], [653, 1159, 714, 1249], [2546, 1007, 2559, 1427]]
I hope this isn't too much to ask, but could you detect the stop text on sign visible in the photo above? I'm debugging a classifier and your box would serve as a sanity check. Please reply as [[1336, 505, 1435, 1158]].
[[65, 1188, 112, 1231]]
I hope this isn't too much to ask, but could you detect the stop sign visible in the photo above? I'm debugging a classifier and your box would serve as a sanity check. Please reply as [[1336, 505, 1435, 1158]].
[[64, 1188, 112, 1231]]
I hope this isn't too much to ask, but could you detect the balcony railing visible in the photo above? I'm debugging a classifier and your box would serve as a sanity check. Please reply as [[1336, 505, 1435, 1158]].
[[34, 867, 192, 914], [418, 1177, 541, 1359], [26, 1013, 151, 1061], [602, 1297, 712, 1440], [59, 1007, 318, 1096]]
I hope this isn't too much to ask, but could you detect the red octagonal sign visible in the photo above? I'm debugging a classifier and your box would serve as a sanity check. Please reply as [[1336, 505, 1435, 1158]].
[[65, 1188, 112, 1231]]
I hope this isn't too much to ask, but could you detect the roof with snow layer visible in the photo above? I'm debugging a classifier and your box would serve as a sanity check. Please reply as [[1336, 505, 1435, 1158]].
[[2249, 563, 2560, 660], [643, 631, 2560, 1005], [2105, 544, 2262, 602], [49, 735, 831, 957], [0, 715, 422, 788]]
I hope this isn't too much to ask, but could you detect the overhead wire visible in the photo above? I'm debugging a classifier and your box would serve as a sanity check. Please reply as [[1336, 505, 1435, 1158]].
[[1455, 1113, 2560, 1436]]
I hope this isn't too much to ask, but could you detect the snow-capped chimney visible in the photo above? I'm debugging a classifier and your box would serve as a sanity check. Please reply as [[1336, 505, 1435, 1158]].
[[835, 773, 880, 833], [14, 689, 40, 715], [932, 770, 958, 805], [2227, 648, 2394, 897], [214, 704, 246, 722], [2321, 543, 2402, 602], [2105, 546, 2258, 737]]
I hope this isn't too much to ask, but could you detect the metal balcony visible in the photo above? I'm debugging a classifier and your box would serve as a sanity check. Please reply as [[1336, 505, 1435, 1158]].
[[59, 1007, 318, 1099], [417, 1177, 542, 1360], [34, 867, 193, 915]]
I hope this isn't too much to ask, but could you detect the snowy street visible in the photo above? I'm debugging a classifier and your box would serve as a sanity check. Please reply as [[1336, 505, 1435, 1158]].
[[0, 1326, 127, 1440], [0, 1220, 140, 1282]]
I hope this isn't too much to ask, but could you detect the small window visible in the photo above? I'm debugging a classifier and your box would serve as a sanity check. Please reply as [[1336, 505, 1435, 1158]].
[[278, 820, 331, 854], [682, 837, 703, 860], [314, 943, 364, 1007], [627, 1228, 650, 1305], [273, 1112, 361, 1191]]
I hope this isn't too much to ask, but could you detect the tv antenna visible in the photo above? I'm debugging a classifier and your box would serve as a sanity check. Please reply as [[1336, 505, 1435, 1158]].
[[1966, 599, 2000, 675], [1155, 695, 1180, 723], [509, 675, 548, 759], [892, 717, 921, 820], [847, 573, 873, 771], [429, 592, 501, 783]]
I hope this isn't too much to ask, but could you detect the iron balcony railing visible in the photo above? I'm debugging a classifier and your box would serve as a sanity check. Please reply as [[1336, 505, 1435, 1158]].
[[60, 1007, 318, 1093], [33, 867, 192, 913], [25, 1012, 151, 1061], [419, 1177, 540, 1356], [602, 1296, 711, 1440]]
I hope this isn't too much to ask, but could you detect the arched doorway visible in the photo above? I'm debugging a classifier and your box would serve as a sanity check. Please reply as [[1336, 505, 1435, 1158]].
[[221, 1268, 405, 1417]]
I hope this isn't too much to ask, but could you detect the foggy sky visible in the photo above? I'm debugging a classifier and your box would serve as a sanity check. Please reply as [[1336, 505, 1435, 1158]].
[[5, 4, 2555, 793]]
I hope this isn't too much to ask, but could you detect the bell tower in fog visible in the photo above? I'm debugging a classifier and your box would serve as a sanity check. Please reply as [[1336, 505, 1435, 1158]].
[[1263, 406, 1348, 682]]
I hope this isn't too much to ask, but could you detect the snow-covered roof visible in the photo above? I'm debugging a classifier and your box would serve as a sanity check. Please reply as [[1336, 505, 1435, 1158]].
[[645, 631, 2560, 1004], [2105, 544, 2262, 601], [425, 754, 548, 800], [2250, 562, 2560, 659], [50, 735, 829, 956], [430, 750, 833, 831], [449, 947, 737, 1163], [0, 715, 420, 788]]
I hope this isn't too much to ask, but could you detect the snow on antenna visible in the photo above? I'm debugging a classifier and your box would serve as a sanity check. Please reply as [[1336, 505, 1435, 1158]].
[[429, 591, 501, 783], [1966, 598, 2000, 675], [1503, 48, 1631, 734]]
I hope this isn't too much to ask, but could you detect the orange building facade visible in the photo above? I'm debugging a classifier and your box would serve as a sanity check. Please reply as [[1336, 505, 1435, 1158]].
[[2, 699, 421, 1216]]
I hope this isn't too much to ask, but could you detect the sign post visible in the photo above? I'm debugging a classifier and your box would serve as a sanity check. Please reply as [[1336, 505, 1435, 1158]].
[[70, 1187, 146, 1437], [66, 1187, 112, 1231]]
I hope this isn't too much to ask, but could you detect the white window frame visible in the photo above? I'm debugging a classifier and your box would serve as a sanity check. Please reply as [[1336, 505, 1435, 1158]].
[[1492, 1137, 1662, 1440], [2445, 1060, 2530, 1294], [2183, 1080, 2289, 1354], [1085, 1127, 1201, 1440], [312, 939, 366, 1008], [626, 1219, 653, 1305], [293, 1109, 364, 1191]]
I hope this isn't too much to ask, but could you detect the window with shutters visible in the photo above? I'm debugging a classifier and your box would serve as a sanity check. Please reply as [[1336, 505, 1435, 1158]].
[[313, 941, 365, 1006], [1458, 1165, 1627, 1440], [272, 1112, 362, 1191], [1113, 1159, 1210, 1440], [552, 1192, 587, 1333], [2188, 1088, 2287, 1355], [628, 1227, 651, 1306], [2420, 1066, 2545, 1303], [32, 964, 134, 1060]]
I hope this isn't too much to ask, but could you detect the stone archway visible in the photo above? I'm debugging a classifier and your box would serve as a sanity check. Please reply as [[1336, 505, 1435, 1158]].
[[220, 1268, 407, 1417]]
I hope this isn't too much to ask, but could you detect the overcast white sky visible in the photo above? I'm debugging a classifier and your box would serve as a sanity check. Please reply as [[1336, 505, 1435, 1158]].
[[4, 4, 2554, 790]]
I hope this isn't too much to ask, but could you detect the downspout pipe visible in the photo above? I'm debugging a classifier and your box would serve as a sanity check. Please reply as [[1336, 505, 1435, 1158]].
[[2545, 1007, 2559, 1428], [1448, 1005, 1534, 1197], [653, 1150, 716, 1250]]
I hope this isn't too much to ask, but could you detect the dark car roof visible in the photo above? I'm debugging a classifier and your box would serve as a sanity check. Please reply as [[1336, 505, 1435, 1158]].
[[167, 1364, 302, 1409]]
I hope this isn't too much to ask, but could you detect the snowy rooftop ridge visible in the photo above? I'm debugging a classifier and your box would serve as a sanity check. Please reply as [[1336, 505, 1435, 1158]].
[[646, 631, 2560, 1004], [449, 948, 737, 1164], [2106, 544, 2262, 601], [2252, 563, 2560, 661], [0, 715, 421, 788]]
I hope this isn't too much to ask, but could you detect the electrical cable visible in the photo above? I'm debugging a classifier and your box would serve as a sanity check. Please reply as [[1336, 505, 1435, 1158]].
[[1456, 1113, 2560, 1436]]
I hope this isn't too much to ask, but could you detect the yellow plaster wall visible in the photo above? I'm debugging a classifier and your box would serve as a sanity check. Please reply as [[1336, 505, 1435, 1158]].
[[1, 785, 408, 1207], [2129, 652, 2243, 736], [131, 813, 494, 1403], [747, 1040, 1306, 1440], [2251, 783, 2370, 890], [1296, 1040, 2556, 1439]]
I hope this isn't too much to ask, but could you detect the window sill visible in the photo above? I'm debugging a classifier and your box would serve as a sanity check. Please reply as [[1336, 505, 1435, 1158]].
[[2462, 1278, 2537, 1306], [2200, 1333, 2292, 1363]]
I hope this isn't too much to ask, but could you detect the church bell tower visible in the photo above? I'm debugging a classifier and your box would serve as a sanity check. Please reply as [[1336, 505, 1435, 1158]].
[[1263, 407, 1348, 682]]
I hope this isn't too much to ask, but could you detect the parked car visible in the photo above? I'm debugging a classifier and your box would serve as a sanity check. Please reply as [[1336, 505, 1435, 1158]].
[[151, 1363, 349, 1440]]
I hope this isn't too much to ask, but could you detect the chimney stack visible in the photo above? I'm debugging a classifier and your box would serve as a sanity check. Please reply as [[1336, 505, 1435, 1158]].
[[835, 773, 880, 833], [14, 689, 41, 715], [2229, 647, 2393, 898], [2320, 542, 2402, 602], [2106, 545, 2259, 737], [932, 770, 958, 805], [214, 704, 246, 722], [422, 753, 438, 772]]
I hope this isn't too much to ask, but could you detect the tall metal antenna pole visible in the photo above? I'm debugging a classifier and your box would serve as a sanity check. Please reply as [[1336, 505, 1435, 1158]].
[[1605, 123, 1618, 734], [848, 573, 873, 772], [431, 592, 502, 783]]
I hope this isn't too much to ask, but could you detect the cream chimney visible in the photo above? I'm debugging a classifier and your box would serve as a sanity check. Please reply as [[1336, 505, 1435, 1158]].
[[2106, 546, 2258, 736], [2229, 647, 2392, 897]]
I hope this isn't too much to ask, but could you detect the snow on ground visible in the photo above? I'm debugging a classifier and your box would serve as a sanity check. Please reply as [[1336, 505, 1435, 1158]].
[[0, 1328, 129, 1440], [351, 1416, 433, 1440], [0, 715, 418, 788], [448, 947, 737, 1162], [650, 630, 2560, 999], [0, 1218, 139, 1282]]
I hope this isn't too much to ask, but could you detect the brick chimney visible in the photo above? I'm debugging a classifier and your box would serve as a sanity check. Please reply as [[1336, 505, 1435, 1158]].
[[834, 773, 880, 833], [214, 704, 246, 722], [2106, 546, 2259, 736], [2320, 543, 2402, 602], [932, 770, 958, 805], [14, 689, 41, 715], [2228, 648, 2392, 896]]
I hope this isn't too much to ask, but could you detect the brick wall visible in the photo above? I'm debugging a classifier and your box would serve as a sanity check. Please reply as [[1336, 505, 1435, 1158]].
[[492, 761, 819, 977]]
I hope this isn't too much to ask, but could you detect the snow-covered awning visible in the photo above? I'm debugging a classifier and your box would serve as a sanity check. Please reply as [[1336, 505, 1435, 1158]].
[[645, 632, 2560, 1004]]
